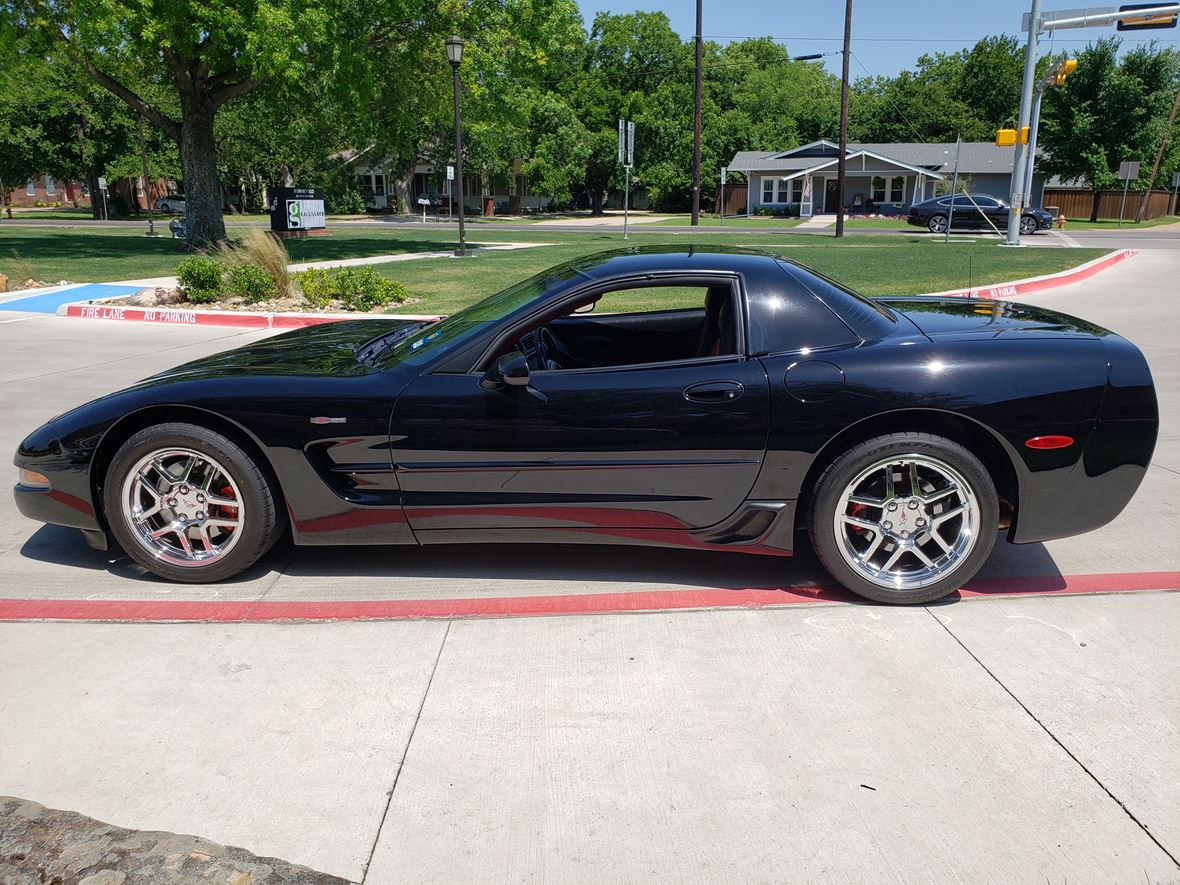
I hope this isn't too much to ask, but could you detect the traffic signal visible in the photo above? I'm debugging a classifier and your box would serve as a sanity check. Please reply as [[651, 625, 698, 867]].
[[1020, 126, 1030, 144], [1053, 58, 1078, 86], [995, 129, 1017, 147]]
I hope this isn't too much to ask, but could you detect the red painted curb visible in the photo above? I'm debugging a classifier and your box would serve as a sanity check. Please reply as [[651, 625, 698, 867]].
[[921, 249, 1136, 300], [0, 570, 1175, 624], [60, 303, 440, 328]]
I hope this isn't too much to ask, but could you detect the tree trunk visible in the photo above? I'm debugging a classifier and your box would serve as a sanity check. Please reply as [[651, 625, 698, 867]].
[[177, 90, 226, 248], [394, 165, 415, 215], [589, 186, 604, 216], [1089, 187, 1101, 223], [87, 170, 107, 221]]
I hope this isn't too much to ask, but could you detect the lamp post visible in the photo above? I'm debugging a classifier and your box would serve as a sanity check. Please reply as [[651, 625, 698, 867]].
[[446, 35, 470, 256]]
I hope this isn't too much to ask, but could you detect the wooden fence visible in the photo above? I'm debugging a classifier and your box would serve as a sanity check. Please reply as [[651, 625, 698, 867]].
[[716, 183, 749, 217], [1042, 187, 1177, 221]]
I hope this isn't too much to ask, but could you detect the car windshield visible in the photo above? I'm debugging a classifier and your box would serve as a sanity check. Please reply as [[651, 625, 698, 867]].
[[375, 262, 585, 367]]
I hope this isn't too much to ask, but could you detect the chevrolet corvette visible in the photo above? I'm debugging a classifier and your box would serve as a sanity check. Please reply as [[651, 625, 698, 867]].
[[14, 247, 1158, 604]]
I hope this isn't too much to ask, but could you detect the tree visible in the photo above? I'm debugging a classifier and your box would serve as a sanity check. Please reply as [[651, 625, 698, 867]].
[[4, 0, 445, 245], [1040, 38, 1180, 220]]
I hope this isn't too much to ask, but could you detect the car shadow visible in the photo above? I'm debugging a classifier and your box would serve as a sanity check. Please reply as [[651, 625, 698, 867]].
[[18, 525, 1069, 604]]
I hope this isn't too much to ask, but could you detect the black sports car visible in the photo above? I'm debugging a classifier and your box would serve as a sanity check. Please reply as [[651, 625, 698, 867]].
[[907, 194, 1055, 235], [14, 247, 1157, 604]]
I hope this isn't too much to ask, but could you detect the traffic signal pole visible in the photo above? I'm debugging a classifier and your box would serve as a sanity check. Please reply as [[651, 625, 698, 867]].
[[1006, 0, 1042, 246]]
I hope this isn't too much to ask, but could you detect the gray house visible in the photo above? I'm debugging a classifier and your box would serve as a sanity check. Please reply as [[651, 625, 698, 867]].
[[728, 140, 1045, 216]]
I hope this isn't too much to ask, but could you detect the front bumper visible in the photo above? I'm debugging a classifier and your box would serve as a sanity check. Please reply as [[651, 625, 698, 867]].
[[13, 483, 103, 532]]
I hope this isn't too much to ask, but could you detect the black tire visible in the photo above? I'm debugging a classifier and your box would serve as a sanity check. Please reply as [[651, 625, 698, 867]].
[[927, 214, 948, 233], [808, 432, 999, 604], [103, 422, 282, 583]]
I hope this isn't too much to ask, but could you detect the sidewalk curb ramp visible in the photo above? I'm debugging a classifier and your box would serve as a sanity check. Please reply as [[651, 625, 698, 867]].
[[53, 249, 1135, 329]]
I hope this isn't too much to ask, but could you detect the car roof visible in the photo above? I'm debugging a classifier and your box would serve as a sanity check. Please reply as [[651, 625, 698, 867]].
[[568, 245, 782, 280]]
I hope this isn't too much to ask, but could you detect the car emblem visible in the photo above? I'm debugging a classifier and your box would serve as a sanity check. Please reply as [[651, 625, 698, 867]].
[[310, 416, 347, 425]]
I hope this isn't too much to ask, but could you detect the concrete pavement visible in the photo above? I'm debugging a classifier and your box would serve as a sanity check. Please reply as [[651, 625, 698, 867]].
[[1, 247, 1178, 882]]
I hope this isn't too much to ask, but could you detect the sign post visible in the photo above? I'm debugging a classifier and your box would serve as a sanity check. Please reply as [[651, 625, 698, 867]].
[[446, 165, 455, 220], [1117, 160, 1140, 226], [619, 119, 635, 240]]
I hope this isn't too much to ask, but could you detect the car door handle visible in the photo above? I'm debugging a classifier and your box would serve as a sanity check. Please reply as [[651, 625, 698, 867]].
[[683, 380, 744, 403]]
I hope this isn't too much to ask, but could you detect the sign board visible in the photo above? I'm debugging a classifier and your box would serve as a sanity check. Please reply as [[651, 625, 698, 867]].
[[416, 197, 431, 205], [1117, 3, 1178, 29], [446, 165, 455, 181], [97, 177, 108, 189], [618, 119, 625, 164], [720, 166, 727, 185], [1023, 7, 1114, 30], [1172, 171, 1180, 188], [1118, 160, 1141, 180], [626, 121, 635, 166], [269, 186, 326, 232]]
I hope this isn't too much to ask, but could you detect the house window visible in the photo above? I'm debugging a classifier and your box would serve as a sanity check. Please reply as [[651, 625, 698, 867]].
[[792, 179, 804, 202], [44, 176, 55, 196], [762, 178, 774, 203], [26, 180, 36, 196], [356, 174, 373, 197], [374, 174, 386, 197], [872, 176, 906, 204]]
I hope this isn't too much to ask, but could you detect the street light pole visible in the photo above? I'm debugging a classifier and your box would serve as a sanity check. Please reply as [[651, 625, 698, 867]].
[[691, 0, 702, 226], [446, 35, 470, 257], [835, 0, 852, 238], [1006, 0, 1043, 246]]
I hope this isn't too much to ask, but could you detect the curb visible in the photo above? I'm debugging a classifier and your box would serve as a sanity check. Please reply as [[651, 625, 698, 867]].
[[59, 302, 441, 328], [52, 248, 1137, 329], [917, 248, 1135, 300]]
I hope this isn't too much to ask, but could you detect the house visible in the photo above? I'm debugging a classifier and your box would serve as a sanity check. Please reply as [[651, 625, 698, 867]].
[[727, 140, 1045, 216], [337, 148, 554, 214], [5, 175, 91, 209]]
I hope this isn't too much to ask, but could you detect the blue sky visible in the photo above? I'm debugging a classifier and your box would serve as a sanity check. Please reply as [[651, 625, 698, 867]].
[[576, 0, 1180, 76]]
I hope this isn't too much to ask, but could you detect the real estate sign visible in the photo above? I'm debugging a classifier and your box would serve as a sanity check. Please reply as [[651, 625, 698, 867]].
[[270, 187, 326, 233]]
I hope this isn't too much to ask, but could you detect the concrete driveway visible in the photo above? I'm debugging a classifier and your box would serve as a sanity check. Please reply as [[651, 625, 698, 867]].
[[0, 249, 1177, 883]]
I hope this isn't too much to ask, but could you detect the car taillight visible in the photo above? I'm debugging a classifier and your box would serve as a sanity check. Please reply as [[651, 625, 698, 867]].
[[18, 468, 51, 489]]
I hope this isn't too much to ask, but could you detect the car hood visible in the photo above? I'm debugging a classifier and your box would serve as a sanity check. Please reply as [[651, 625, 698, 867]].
[[883, 298, 1109, 340], [134, 318, 423, 385]]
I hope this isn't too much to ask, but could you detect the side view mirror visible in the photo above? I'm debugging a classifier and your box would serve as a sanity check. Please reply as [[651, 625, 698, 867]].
[[480, 351, 531, 391]]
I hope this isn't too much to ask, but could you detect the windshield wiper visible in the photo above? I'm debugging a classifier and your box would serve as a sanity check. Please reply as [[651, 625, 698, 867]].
[[356, 321, 431, 365]]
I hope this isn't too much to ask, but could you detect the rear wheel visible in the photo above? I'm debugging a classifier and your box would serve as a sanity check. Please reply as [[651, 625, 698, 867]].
[[808, 432, 998, 604], [927, 214, 948, 233], [103, 422, 282, 583], [1019, 215, 1038, 235]]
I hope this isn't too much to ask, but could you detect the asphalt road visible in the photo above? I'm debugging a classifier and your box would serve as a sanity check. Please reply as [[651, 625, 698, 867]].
[[0, 249, 1177, 883]]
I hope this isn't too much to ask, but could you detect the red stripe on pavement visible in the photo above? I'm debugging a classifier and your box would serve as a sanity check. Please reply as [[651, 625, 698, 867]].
[[923, 249, 1136, 300], [0, 571, 1176, 623]]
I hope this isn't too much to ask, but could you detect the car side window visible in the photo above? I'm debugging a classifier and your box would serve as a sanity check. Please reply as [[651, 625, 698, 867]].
[[530, 282, 740, 373]]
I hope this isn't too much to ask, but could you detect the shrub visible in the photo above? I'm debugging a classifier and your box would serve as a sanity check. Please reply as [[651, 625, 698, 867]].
[[225, 262, 275, 302], [327, 187, 368, 215], [218, 228, 289, 296], [176, 255, 224, 304], [296, 266, 408, 311]]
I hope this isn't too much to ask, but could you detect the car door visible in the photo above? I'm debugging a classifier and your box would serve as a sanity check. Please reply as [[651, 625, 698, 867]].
[[389, 281, 771, 536]]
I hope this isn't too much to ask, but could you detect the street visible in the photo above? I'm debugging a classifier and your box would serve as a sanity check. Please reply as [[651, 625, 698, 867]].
[[0, 246, 1177, 883]]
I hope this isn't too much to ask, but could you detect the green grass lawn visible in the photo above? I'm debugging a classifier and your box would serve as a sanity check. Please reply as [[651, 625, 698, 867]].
[[1059, 215, 1178, 230], [843, 217, 912, 229], [0, 222, 1107, 314]]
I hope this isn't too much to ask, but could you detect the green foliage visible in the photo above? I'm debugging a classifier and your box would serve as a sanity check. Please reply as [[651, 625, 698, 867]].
[[296, 266, 408, 311], [176, 256, 224, 303], [225, 262, 276, 302]]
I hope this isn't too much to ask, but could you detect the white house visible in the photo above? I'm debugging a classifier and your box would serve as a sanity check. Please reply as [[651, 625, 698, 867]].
[[728, 140, 1046, 216]]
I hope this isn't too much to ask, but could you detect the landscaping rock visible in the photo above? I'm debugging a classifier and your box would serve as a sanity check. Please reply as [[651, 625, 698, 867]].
[[0, 273, 8, 293], [0, 797, 348, 885], [155, 286, 186, 306]]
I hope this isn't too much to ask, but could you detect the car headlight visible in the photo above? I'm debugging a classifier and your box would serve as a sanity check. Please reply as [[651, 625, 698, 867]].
[[18, 468, 51, 490]]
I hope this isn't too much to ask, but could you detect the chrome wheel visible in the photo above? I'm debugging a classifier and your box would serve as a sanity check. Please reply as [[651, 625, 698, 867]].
[[121, 448, 244, 568], [832, 453, 980, 591], [928, 215, 948, 233], [1020, 216, 1037, 235]]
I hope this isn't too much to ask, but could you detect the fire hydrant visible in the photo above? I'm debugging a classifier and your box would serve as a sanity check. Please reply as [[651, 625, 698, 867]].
[[1057, 215, 1067, 230]]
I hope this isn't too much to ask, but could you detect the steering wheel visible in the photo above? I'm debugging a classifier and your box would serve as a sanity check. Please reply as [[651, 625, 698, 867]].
[[539, 326, 594, 371]]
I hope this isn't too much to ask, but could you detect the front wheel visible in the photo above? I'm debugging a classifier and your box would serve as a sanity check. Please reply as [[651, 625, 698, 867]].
[[1019, 215, 1038, 235], [808, 432, 998, 604], [103, 422, 283, 583], [927, 214, 948, 233]]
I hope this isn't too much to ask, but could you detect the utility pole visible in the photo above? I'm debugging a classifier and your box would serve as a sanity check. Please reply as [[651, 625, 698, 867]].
[[1137, 85, 1180, 221], [1006, 0, 1042, 246], [691, 0, 703, 226], [834, 0, 852, 238], [946, 135, 961, 245]]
